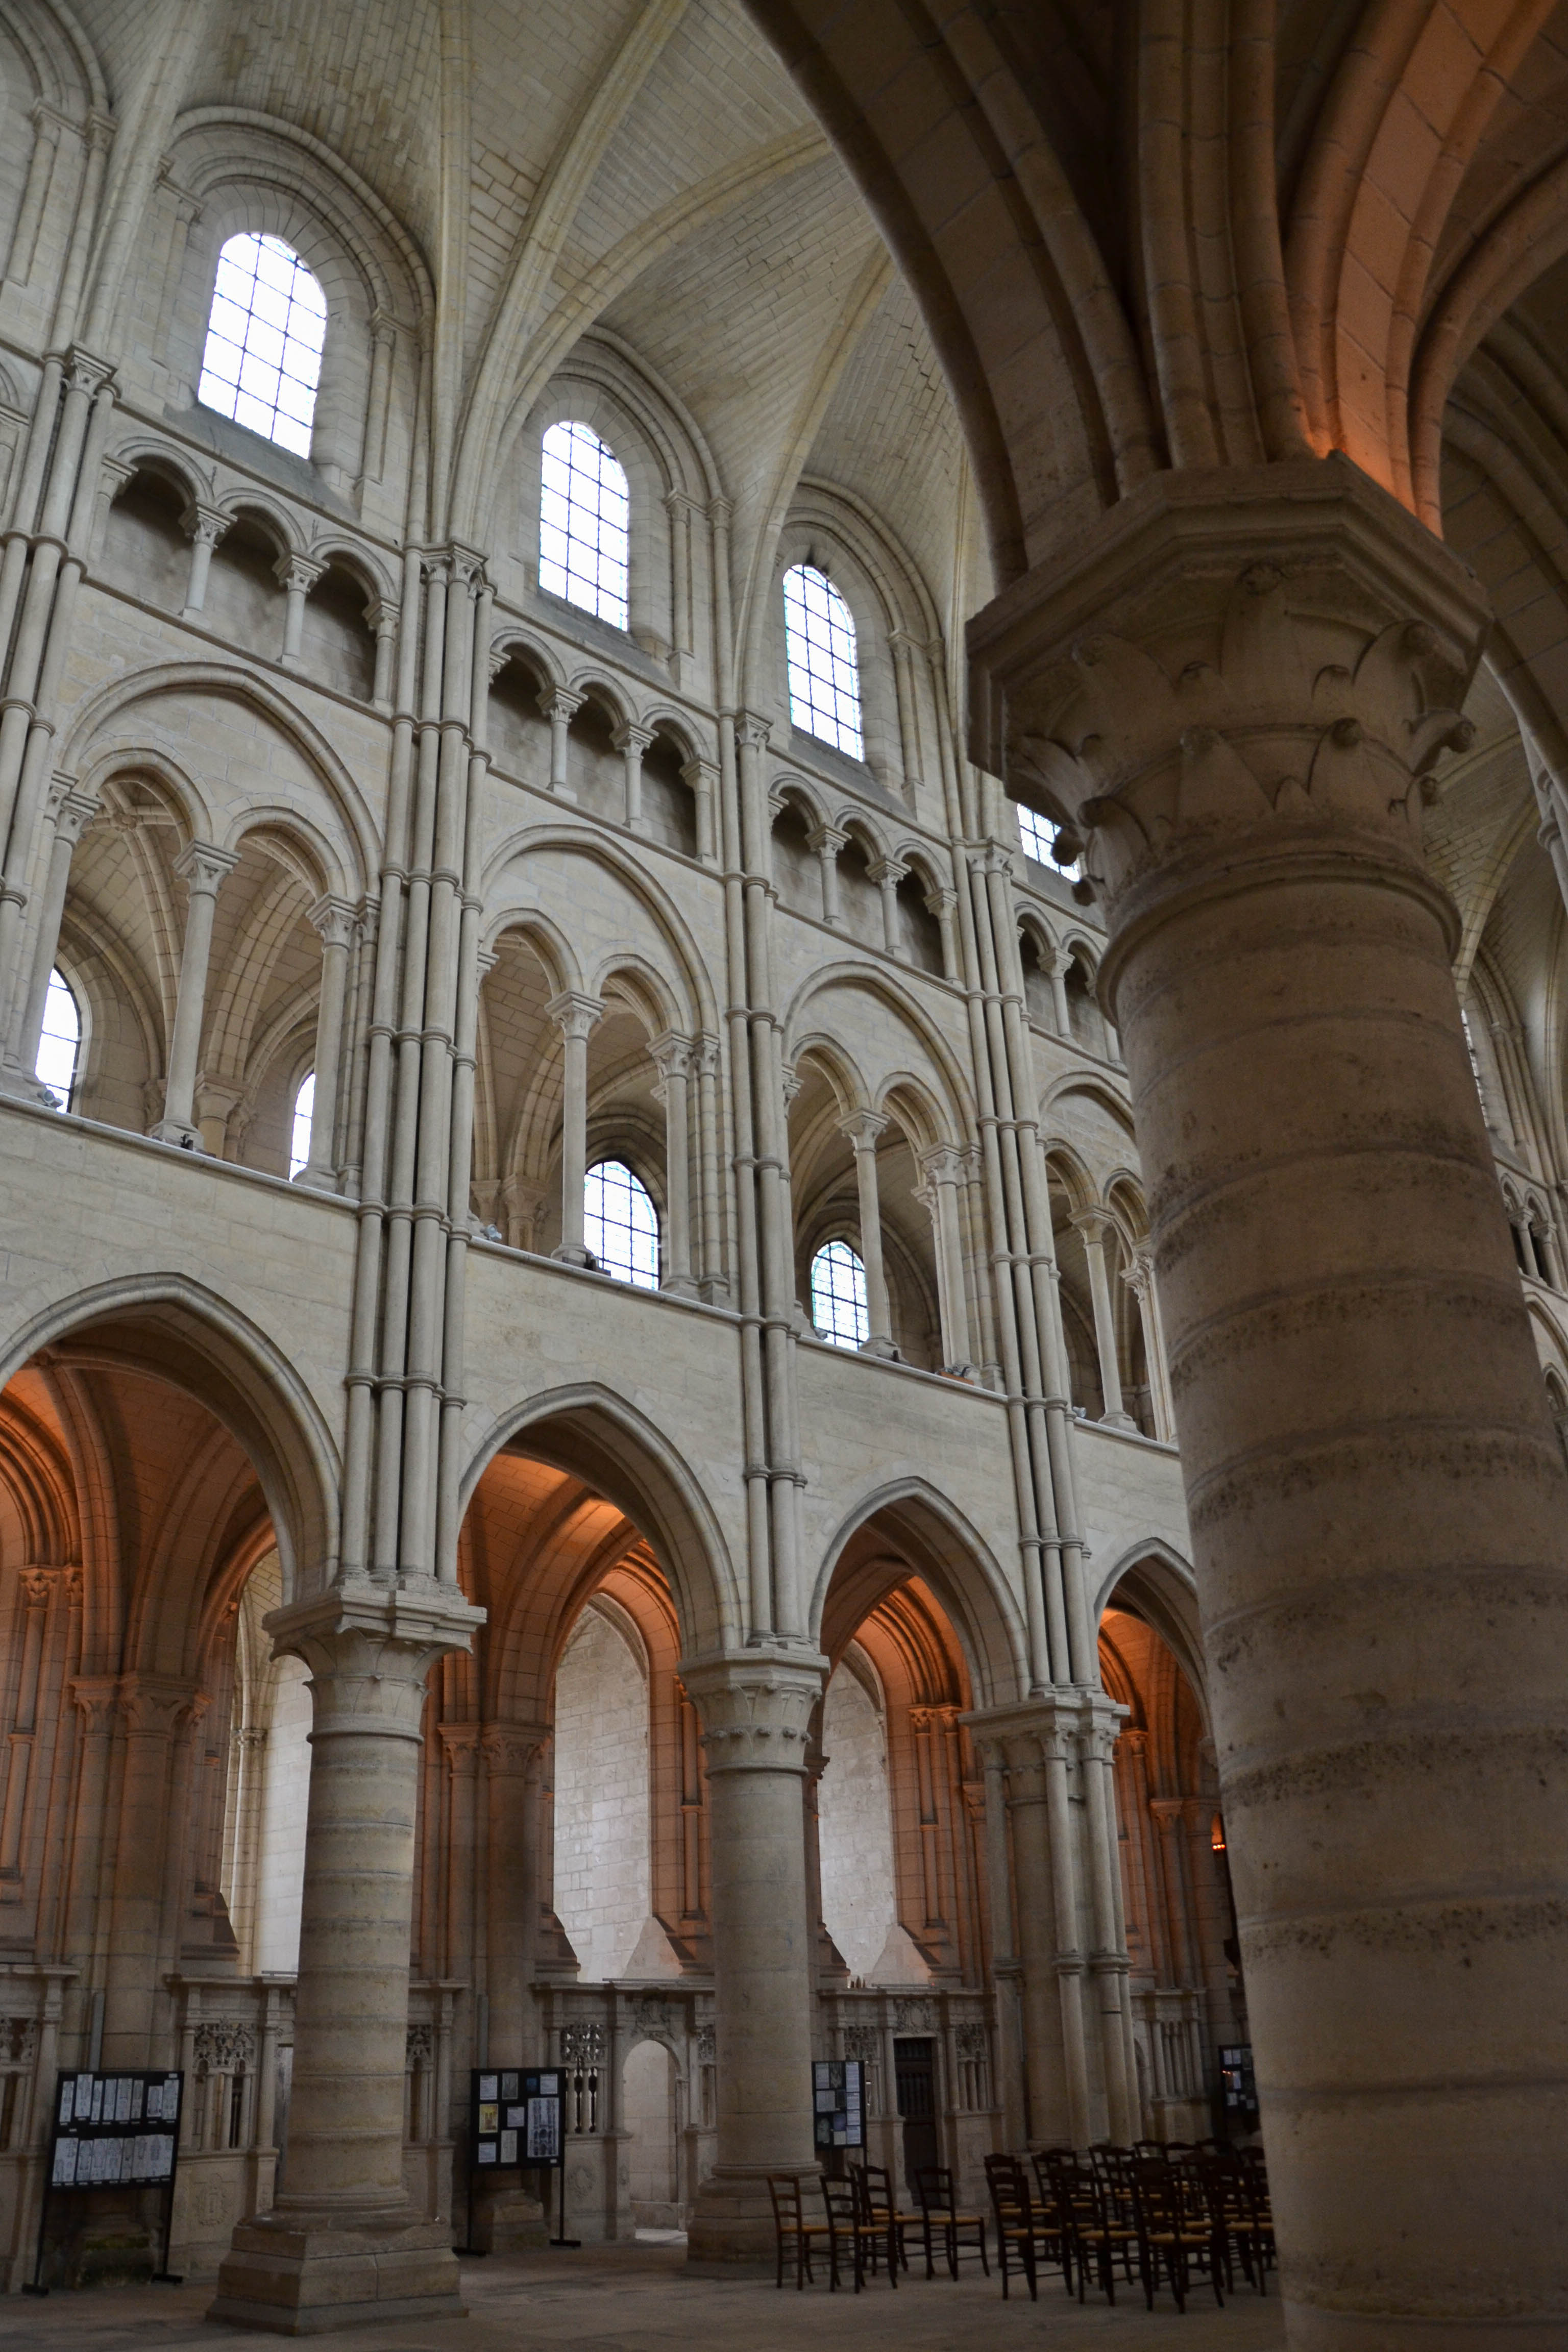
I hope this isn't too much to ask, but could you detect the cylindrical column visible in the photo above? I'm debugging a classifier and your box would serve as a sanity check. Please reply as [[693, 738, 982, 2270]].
[[548, 991, 601, 1264], [11, 780, 95, 1086], [841, 1109, 898, 1356], [1047, 947, 1072, 1038], [211, 1587, 480, 2328], [297, 897, 356, 1190], [1122, 1243, 1174, 1440], [682, 1652, 823, 2263], [682, 756, 719, 865], [180, 504, 225, 619], [971, 477, 1566, 2343], [1071, 1207, 1135, 1428], [927, 885, 960, 978], [652, 1031, 698, 1295], [869, 856, 905, 955], [276, 555, 322, 666], [918, 1144, 973, 1372], [368, 599, 398, 712], [615, 721, 652, 830], [806, 822, 845, 925], [538, 686, 581, 797], [695, 1035, 725, 1297], [151, 841, 236, 1147]]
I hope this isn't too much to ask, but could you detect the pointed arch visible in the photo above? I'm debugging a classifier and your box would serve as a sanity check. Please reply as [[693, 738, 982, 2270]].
[[809, 1477, 1028, 1707], [0, 1275, 339, 1602], [458, 1383, 742, 1659]]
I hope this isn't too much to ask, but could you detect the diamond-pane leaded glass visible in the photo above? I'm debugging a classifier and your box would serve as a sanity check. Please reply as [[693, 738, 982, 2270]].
[[783, 564, 863, 758], [810, 1238, 868, 1349], [198, 234, 327, 458], [540, 422, 630, 629], [585, 1159, 659, 1288]]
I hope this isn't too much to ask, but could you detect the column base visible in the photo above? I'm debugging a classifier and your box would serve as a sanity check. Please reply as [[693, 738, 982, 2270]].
[[685, 2164, 815, 2268], [148, 1118, 202, 1150], [1098, 1409, 1138, 1431], [207, 2215, 465, 2336], [551, 1242, 596, 1268], [858, 1335, 901, 1360]]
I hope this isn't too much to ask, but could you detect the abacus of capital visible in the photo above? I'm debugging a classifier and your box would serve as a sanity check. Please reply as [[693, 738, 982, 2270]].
[[971, 454, 1568, 2349]]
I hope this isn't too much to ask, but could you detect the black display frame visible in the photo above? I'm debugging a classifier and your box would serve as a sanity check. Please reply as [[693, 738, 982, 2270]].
[[812, 2057, 867, 2151], [24, 2068, 185, 2295], [459, 2067, 570, 2254]]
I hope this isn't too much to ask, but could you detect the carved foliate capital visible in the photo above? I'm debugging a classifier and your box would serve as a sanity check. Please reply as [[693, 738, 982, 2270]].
[[264, 1578, 484, 1739], [968, 459, 1490, 951], [679, 1649, 826, 1774]]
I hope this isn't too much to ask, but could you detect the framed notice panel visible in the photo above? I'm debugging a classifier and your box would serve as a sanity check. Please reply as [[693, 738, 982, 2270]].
[[27, 2070, 185, 2293], [49, 2069, 183, 2188], [1218, 2045, 1258, 2118], [468, 2068, 564, 2175], [812, 2059, 866, 2151]]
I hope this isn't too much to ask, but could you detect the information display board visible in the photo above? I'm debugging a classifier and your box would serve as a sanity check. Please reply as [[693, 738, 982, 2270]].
[[50, 2070, 183, 2186], [1217, 2045, 1258, 2119], [26, 2070, 184, 2294], [468, 2068, 563, 2173], [812, 2059, 866, 2151]]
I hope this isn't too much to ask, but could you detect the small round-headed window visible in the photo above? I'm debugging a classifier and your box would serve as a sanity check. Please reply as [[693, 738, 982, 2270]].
[[811, 1238, 868, 1349], [35, 968, 80, 1108], [585, 1158, 659, 1289], [288, 1071, 315, 1178], [199, 233, 327, 457], [540, 422, 629, 629], [783, 564, 863, 758]]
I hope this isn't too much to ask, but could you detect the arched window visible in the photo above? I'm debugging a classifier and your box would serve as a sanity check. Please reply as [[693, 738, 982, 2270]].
[[811, 1238, 868, 1349], [288, 1072, 315, 1178], [584, 1158, 659, 1288], [1018, 805, 1079, 876], [540, 422, 629, 629], [35, 968, 80, 1108], [199, 233, 327, 457], [783, 564, 863, 757]]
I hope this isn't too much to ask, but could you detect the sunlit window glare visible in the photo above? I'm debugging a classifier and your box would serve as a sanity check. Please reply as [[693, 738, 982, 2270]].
[[35, 968, 80, 1108], [811, 1237, 868, 1349], [584, 1158, 659, 1288], [289, 1071, 315, 1178], [539, 421, 630, 629], [783, 564, 863, 758], [199, 233, 327, 457], [1018, 805, 1079, 876]]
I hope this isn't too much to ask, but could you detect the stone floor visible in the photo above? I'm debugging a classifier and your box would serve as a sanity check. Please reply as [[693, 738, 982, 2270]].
[[0, 2240, 1288, 2348]]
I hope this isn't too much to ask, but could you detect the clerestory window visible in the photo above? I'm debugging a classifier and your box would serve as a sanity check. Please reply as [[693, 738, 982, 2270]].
[[811, 1237, 868, 1349], [585, 1158, 659, 1289], [35, 968, 81, 1109], [199, 233, 327, 457], [540, 421, 630, 629], [288, 1071, 316, 1178], [1018, 805, 1079, 876], [783, 564, 863, 758]]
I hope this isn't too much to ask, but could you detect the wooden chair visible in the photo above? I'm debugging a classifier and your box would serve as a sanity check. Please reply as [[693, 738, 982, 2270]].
[[820, 2171, 895, 2291], [984, 2153, 1070, 2300], [767, 2173, 827, 2289], [850, 2162, 915, 2279], [1199, 2149, 1276, 2295], [1037, 2149, 1135, 2305], [913, 2165, 989, 2280], [1129, 2155, 1226, 2313]]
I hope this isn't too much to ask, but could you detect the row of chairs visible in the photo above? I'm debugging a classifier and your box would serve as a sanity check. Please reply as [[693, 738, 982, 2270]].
[[767, 2165, 984, 2293], [990, 2144, 1275, 2312], [767, 2142, 1272, 2312]]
